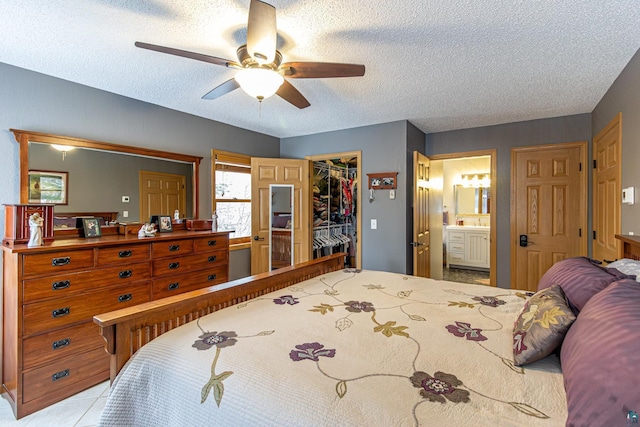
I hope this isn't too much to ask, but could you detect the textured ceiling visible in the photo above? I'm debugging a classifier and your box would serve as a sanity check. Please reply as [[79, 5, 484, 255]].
[[1, 1, 639, 138]]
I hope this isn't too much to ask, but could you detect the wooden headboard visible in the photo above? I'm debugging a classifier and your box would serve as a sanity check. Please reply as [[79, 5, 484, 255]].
[[615, 234, 640, 260]]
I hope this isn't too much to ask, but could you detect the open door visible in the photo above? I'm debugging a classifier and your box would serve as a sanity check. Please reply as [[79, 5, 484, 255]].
[[592, 113, 622, 262], [251, 158, 311, 275], [412, 152, 430, 277]]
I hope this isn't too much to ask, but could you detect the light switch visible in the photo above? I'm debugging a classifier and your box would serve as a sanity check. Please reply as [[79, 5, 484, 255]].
[[371, 219, 377, 229], [389, 190, 396, 199], [622, 187, 634, 205]]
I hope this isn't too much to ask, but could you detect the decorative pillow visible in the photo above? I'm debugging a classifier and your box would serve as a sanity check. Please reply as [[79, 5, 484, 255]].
[[560, 279, 640, 427], [537, 257, 631, 313], [512, 284, 576, 366], [607, 258, 640, 281]]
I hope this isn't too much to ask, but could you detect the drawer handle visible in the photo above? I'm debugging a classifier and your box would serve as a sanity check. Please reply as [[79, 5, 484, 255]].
[[52, 307, 70, 318], [168, 282, 180, 291], [168, 262, 180, 269], [169, 244, 180, 252], [118, 294, 132, 303], [52, 338, 70, 350], [208, 255, 217, 262], [208, 274, 217, 281], [207, 240, 217, 246], [118, 250, 132, 258], [51, 257, 71, 266], [51, 280, 70, 290], [52, 369, 70, 382], [119, 270, 133, 279]]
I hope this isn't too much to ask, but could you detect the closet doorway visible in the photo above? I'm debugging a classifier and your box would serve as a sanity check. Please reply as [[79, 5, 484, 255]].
[[307, 152, 362, 269], [428, 150, 497, 287]]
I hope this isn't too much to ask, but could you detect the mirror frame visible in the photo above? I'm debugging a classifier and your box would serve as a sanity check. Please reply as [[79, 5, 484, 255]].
[[11, 129, 202, 216]]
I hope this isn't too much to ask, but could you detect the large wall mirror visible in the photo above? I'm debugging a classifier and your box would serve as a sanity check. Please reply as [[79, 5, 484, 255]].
[[12, 129, 202, 224], [455, 185, 490, 214]]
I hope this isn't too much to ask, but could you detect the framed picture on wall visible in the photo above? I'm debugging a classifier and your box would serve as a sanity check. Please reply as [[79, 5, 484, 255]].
[[28, 170, 68, 205], [367, 172, 397, 190], [158, 215, 173, 232], [82, 218, 102, 238]]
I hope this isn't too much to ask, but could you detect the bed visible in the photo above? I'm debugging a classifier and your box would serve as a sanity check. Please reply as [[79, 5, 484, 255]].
[[94, 238, 640, 426]]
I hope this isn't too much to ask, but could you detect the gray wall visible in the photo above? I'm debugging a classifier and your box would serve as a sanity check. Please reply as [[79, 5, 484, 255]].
[[592, 48, 640, 235], [30, 143, 194, 221], [426, 114, 592, 287], [0, 62, 280, 280], [281, 121, 412, 273]]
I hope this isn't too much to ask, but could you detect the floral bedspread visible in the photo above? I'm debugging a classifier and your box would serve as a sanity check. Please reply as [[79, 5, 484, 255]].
[[99, 269, 567, 427]]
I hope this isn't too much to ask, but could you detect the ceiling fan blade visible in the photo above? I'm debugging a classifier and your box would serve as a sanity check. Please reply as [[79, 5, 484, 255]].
[[135, 41, 240, 68], [247, 0, 277, 64], [202, 79, 241, 100], [276, 80, 310, 109], [280, 62, 365, 78]]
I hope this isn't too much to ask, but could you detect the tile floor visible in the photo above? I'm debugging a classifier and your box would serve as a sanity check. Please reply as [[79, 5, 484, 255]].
[[0, 381, 108, 426], [443, 267, 490, 286]]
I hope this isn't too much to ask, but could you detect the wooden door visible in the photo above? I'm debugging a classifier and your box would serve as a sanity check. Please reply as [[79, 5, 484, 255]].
[[413, 152, 430, 277], [511, 143, 587, 291], [139, 171, 186, 222], [593, 113, 622, 262], [251, 158, 311, 275]]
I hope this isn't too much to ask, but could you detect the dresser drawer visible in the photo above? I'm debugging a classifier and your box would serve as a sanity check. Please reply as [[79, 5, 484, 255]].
[[194, 234, 229, 253], [449, 242, 465, 252], [152, 266, 228, 299], [97, 244, 150, 266], [23, 262, 151, 303], [152, 251, 228, 277], [448, 232, 465, 242], [22, 321, 104, 369], [23, 281, 151, 336], [22, 249, 94, 279], [152, 239, 194, 258], [22, 347, 109, 403]]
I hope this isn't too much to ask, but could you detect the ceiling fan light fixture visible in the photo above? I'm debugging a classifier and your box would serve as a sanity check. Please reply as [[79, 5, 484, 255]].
[[235, 68, 284, 101], [51, 144, 75, 152]]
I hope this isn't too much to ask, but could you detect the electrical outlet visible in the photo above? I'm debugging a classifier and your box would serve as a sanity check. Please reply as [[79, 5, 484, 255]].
[[371, 219, 377, 229], [123, 211, 129, 218]]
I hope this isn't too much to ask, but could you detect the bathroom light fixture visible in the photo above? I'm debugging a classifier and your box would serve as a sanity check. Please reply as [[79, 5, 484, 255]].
[[460, 173, 490, 188]]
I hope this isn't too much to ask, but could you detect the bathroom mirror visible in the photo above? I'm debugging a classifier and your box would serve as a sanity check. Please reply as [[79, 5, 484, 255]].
[[455, 185, 490, 214], [270, 184, 294, 270]]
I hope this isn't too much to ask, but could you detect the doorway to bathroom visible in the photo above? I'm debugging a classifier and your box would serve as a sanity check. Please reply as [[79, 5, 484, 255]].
[[428, 150, 496, 287]]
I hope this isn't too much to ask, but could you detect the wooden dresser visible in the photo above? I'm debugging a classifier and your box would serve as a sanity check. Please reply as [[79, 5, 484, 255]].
[[1, 230, 230, 418]]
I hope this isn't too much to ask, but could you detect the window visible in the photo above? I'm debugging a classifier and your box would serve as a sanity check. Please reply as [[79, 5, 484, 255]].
[[212, 150, 251, 246]]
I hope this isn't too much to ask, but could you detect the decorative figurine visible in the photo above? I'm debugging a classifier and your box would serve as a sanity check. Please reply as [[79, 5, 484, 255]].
[[27, 212, 44, 247], [174, 209, 180, 220], [211, 211, 218, 232], [138, 223, 157, 237]]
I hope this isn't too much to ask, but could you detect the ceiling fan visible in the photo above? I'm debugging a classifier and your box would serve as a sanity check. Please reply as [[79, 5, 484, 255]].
[[135, 0, 365, 109]]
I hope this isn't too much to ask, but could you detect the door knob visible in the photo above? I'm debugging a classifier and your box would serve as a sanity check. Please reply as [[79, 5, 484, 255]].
[[254, 235, 265, 241]]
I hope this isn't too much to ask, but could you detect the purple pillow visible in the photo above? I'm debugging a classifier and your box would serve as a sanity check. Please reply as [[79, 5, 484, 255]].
[[560, 279, 640, 427], [537, 257, 630, 312]]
